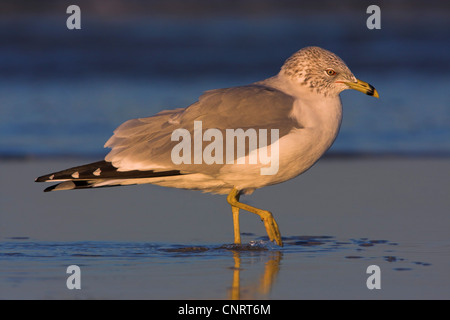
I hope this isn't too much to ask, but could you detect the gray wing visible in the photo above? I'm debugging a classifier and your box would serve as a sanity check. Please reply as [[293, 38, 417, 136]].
[[104, 84, 300, 174]]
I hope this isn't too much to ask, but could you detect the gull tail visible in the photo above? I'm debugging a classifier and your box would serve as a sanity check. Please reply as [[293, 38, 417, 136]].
[[35, 160, 182, 192]]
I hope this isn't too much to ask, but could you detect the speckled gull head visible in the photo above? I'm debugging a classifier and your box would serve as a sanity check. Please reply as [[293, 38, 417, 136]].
[[281, 46, 379, 98]]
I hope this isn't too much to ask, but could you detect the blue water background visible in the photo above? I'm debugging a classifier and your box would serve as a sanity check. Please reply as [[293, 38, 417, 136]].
[[0, 2, 449, 157]]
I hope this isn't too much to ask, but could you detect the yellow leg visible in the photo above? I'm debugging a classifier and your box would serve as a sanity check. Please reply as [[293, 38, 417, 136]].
[[226, 187, 283, 246], [232, 206, 241, 245]]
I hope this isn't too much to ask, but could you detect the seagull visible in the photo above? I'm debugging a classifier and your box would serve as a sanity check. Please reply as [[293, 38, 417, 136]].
[[36, 46, 379, 246]]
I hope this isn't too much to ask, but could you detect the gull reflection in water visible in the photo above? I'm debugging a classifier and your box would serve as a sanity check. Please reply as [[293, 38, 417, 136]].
[[228, 247, 282, 300]]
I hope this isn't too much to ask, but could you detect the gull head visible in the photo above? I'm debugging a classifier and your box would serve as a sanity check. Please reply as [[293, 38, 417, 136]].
[[281, 46, 379, 98]]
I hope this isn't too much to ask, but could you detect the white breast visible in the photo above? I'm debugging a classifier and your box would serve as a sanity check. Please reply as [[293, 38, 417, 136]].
[[216, 96, 343, 192], [283, 95, 343, 173]]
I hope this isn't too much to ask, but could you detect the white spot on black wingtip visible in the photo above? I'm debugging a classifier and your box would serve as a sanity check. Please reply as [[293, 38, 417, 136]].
[[49, 174, 54, 180], [93, 168, 101, 176], [71, 172, 79, 179]]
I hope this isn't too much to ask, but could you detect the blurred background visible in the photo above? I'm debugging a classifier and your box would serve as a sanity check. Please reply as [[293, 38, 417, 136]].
[[0, 0, 449, 158]]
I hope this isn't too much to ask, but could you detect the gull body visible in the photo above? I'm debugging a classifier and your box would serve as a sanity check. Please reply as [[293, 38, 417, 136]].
[[36, 46, 379, 246]]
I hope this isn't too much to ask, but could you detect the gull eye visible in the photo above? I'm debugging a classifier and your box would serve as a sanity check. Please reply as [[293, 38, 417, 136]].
[[325, 69, 337, 76]]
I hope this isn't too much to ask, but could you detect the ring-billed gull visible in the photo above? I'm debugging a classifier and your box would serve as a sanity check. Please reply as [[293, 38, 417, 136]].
[[36, 46, 379, 246]]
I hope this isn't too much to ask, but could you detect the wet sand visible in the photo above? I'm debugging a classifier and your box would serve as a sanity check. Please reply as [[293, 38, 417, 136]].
[[1, 157, 449, 299]]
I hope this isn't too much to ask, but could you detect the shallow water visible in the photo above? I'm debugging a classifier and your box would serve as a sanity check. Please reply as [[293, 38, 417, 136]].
[[2, 157, 450, 299], [1, 235, 445, 300]]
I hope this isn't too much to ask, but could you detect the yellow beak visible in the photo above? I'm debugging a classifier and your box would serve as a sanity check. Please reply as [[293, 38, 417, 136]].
[[344, 79, 379, 98]]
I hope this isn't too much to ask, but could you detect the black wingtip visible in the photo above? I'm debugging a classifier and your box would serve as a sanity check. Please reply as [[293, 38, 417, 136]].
[[36, 160, 185, 192], [35, 176, 47, 183], [43, 184, 58, 192]]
